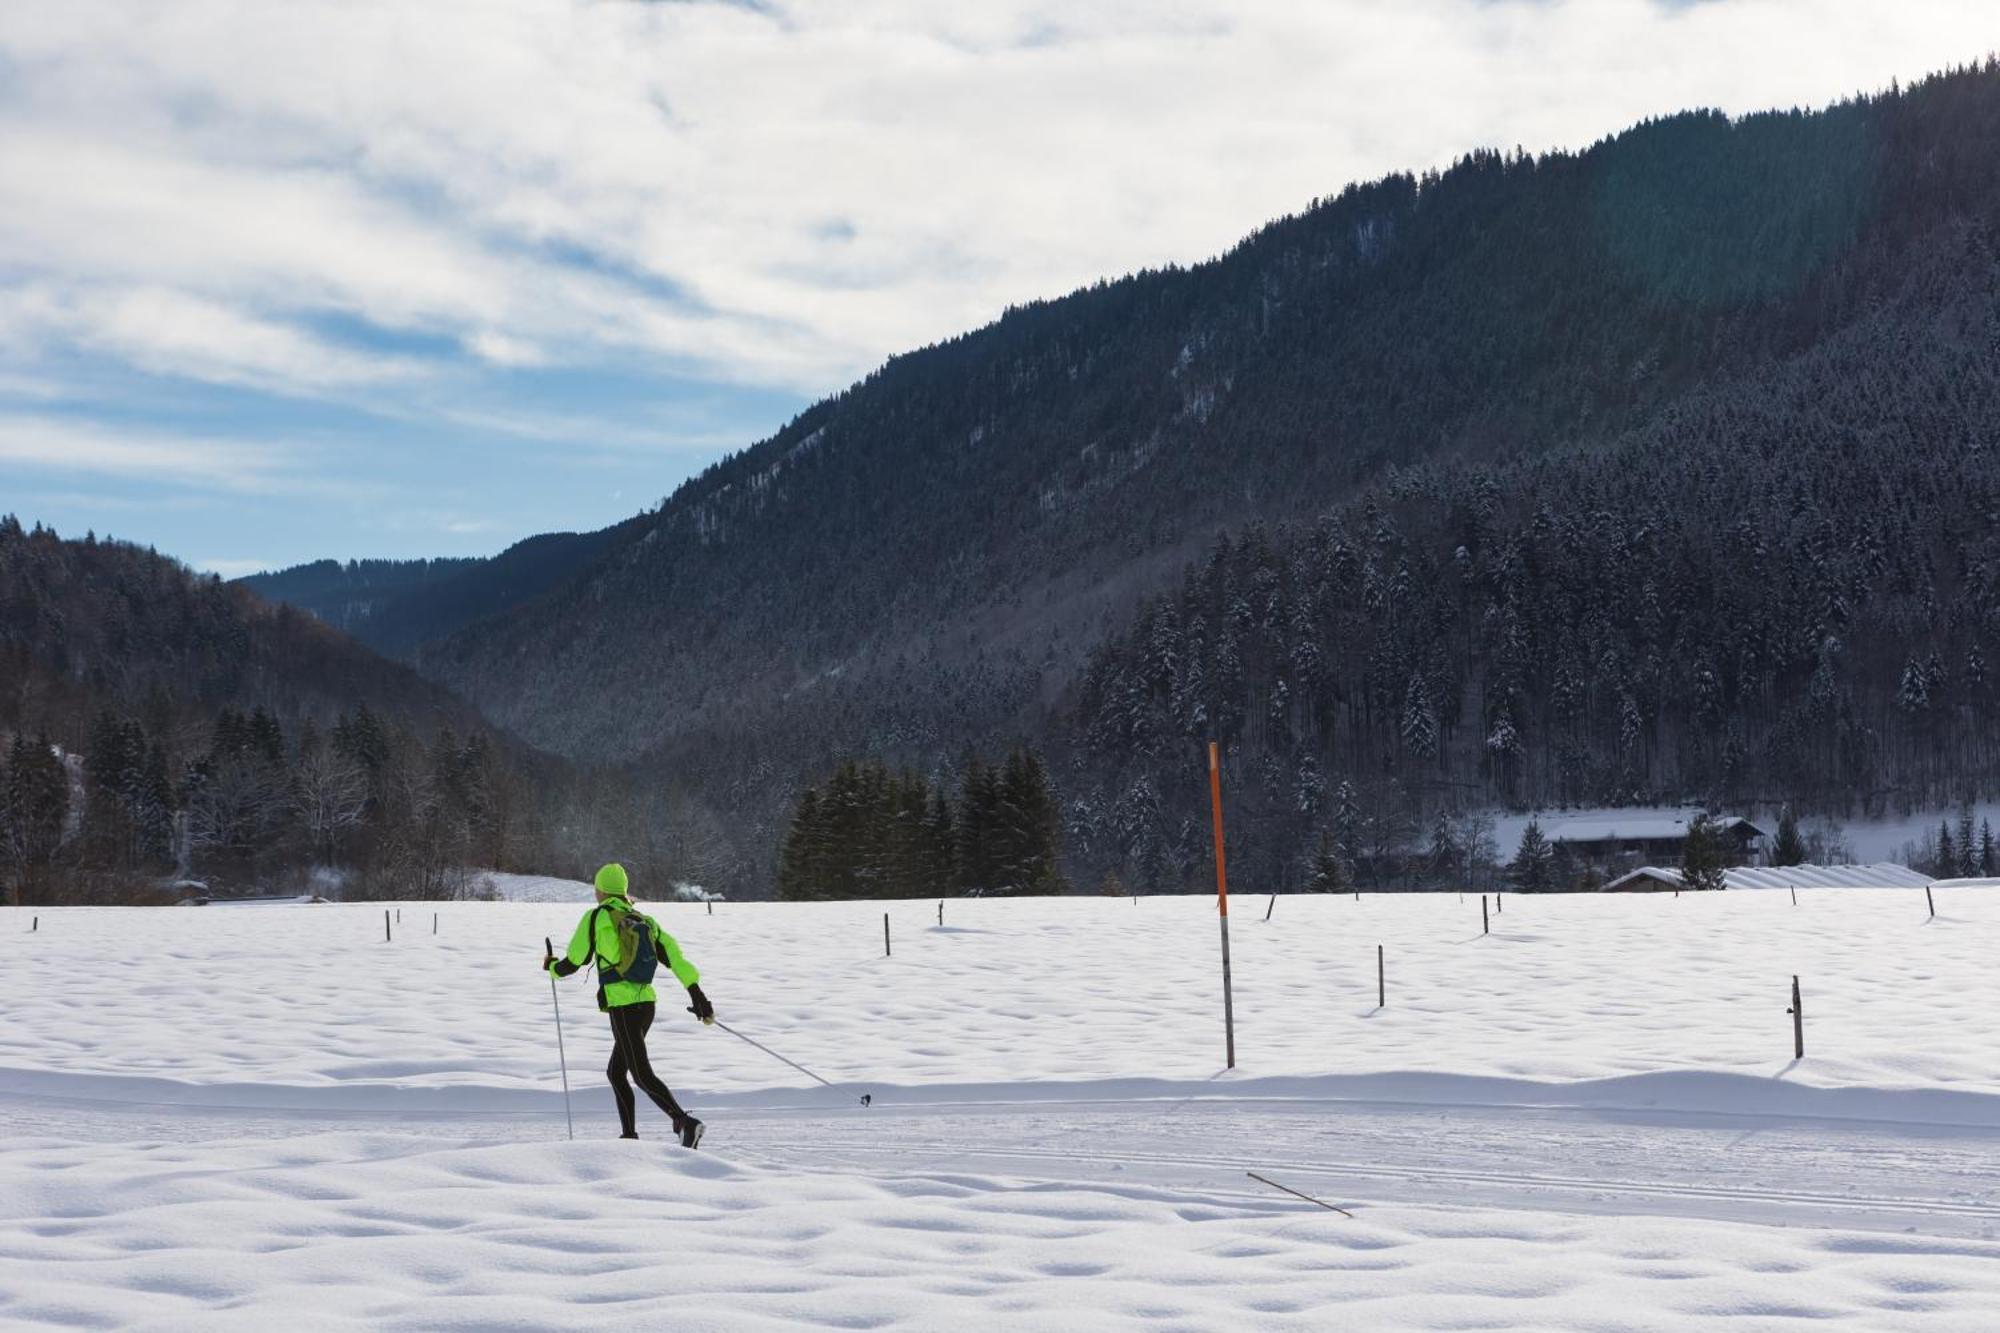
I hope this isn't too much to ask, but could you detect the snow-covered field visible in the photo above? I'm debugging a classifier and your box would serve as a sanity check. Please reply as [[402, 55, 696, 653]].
[[6, 890, 2000, 1329]]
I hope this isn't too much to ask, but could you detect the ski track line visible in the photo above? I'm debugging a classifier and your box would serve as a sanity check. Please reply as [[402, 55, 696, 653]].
[[10, 1074, 1999, 1226], [763, 1136, 2000, 1224], [21, 1074, 2000, 1136]]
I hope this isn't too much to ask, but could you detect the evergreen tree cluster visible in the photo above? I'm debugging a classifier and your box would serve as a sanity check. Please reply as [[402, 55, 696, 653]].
[[0, 701, 522, 902], [0, 732, 69, 900], [778, 749, 1066, 900], [1909, 805, 2000, 878]]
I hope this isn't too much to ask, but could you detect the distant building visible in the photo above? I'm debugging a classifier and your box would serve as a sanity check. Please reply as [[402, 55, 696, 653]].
[[1602, 863, 1932, 892], [1546, 815, 1766, 871]]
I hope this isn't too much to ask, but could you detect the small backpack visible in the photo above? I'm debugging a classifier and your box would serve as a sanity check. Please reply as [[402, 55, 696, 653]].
[[584, 900, 660, 994]]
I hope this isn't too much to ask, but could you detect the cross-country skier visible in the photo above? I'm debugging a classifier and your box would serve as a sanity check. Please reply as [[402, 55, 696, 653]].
[[543, 863, 716, 1147]]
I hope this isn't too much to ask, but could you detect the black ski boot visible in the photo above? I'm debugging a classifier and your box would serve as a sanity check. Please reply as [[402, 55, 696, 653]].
[[678, 1116, 705, 1150]]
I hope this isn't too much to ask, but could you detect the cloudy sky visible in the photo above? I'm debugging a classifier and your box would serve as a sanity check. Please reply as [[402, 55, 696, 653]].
[[1, 1, 1992, 575]]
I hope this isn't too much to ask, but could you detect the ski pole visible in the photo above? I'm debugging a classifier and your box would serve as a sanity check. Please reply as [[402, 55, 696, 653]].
[[546, 937, 574, 1141], [709, 1018, 870, 1106]]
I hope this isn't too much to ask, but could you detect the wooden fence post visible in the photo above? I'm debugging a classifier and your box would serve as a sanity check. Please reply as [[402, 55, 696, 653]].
[[1926, 886, 1936, 919], [385, 909, 391, 943], [1265, 893, 1275, 922], [1481, 895, 1489, 935], [884, 913, 891, 958], [1377, 943, 1385, 1008], [1207, 741, 1237, 1070], [1789, 975, 1805, 1059]]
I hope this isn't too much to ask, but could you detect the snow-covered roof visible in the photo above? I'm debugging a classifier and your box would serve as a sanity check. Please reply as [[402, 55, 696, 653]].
[[1603, 863, 1931, 892], [1925, 876, 2000, 890], [1549, 815, 1766, 843]]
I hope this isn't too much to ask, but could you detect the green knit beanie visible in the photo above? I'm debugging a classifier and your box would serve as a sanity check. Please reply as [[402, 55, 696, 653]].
[[594, 863, 629, 897]]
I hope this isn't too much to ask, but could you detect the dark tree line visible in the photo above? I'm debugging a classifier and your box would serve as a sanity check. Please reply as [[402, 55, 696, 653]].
[[1, 693, 544, 902], [0, 695, 759, 904], [0, 521, 746, 903], [777, 748, 1066, 899], [1904, 805, 2000, 879]]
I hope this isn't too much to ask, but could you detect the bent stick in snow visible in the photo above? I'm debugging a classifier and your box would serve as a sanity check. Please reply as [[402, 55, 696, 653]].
[[1247, 1172, 1354, 1217]]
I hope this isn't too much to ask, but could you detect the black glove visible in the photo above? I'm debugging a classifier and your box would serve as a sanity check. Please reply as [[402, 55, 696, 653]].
[[686, 984, 715, 1025]]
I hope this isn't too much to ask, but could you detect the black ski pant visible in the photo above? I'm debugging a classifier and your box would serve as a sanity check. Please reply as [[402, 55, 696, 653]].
[[606, 1001, 689, 1137]]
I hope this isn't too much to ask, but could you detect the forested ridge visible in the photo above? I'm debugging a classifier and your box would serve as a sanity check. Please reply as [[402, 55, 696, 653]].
[[243, 522, 633, 660], [225, 65, 2000, 895], [0, 522, 697, 902], [1070, 255, 2000, 889]]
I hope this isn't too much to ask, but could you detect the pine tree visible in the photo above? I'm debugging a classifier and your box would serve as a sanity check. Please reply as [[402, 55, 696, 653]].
[[1681, 812, 1728, 892], [955, 756, 999, 895], [1509, 818, 1556, 893], [922, 785, 956, 896], [776, 788, 823, 900], [1935, 819, 1956, 879], [1957, 804, 1977, 878], [991, 748, 1064, 895], [1332, 781, 1361, 877], [1400, 675, 1439, 760], [1771, 805, 1806, 867], [1306, 827, 1351, 893], [1427, 811, 1460, 886], [1983, 819, 1998, 878]]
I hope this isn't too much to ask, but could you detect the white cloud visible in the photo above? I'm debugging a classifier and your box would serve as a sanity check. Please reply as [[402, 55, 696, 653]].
[[0, 0, 1992, 410], [463, 330, 547, 369], [10, 285, 424, 393], [0, 412, 314, 494], [194, 555, 275, 577]]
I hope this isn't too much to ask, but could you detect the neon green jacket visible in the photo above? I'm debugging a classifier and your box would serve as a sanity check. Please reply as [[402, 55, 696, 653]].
[[555, 896, 699, 1010]]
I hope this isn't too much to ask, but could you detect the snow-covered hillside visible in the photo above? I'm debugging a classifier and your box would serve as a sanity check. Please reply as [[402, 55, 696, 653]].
[[6, 891, 2000, 1329]]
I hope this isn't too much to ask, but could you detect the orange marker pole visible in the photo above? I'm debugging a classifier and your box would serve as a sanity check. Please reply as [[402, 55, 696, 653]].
[[1208, 741, 1237, 1069]]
